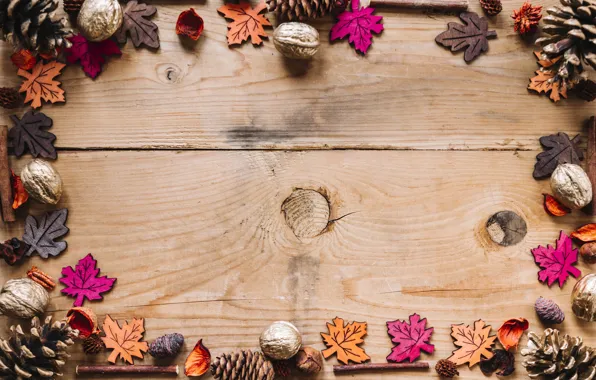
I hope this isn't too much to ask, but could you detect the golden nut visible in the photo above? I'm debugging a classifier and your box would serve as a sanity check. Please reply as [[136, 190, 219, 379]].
[[259, 321, 302, 360], [21, 159, 63, 205], [550, 163, 592, 209], [0, 278, 49, 319], [77, 0, 123, 42], [273, 23, 320, 60], [572, 274, 596, 321]]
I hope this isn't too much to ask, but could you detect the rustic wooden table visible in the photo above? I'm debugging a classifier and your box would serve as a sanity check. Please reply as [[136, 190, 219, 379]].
[[1, 0, 595, 377]]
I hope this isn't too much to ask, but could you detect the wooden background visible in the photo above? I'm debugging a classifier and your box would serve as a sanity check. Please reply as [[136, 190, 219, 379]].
[[1, 0, 595, 377]]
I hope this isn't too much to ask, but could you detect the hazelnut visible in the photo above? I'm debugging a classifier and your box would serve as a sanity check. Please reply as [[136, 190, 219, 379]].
[[550, 163, 592, 209], [259, 321, 302, 360], [21, 159, 63, 204], [295, 346, 323, 374], [580, 242, 596, 264]]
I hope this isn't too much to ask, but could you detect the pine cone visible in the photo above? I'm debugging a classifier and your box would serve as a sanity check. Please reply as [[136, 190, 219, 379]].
[[267, 0, 347, 22], [533, 0, 596, 98], [272, 360, 292, 377], [0, 87, 21, 109], [83, 334, 105, 354], [0, 0, 72, 54], [63, 0, 85, 13], [576, 79, 596, 101], [0, 316, 78, 378], [435, 359, 459, 378], [522, 328, 596, 379], [535, 296, 565, 324], [480, 0, 502, 16], [211, 350, 275, 380]]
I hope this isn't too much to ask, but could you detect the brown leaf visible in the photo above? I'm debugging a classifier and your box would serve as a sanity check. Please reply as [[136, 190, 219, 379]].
[[217, 1, 272, 46], [185, 339, 211, 377], [434, 12, 497, 63], [533, 132, 583, 179], [17, 61, 65, 109], [543, 194, 570, 216], [448, 320, 496, 367], [571, 224, 596, 243], [101, 315, 149, 364], [115, 0, 159, 49], [497, 317, 528, 351], [321, 317, 370, 364]]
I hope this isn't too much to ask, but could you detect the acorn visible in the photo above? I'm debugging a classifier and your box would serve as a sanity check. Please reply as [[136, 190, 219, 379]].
[[535, 297, 565, 324]]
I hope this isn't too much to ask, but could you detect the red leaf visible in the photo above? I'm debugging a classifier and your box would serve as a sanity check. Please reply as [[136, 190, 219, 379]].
[[497, 318, 528, 351], [571, 224, 596, 242], [185, 339, 211, 376], [10, 170, 28, 209], [176, 8, 204, 41], [531, 231, 581, 288], [543, 194, 570, 216], [60, 253, 116, 306], [65, 34, 122, 79], [386, 313, 434, 363], [330, 0, 383, 54], [11, 50, 37, 70]]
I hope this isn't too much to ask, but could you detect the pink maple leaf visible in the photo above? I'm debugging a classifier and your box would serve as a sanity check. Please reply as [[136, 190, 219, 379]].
[[330, 0, 383, 54], [531, 231, 581, 288], [386, 313, 434, 363], [60, 253, 116, 307], [65, 34, 122, 79]]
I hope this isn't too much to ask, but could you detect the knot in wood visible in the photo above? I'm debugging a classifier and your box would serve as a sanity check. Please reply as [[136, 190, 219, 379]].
[[281, 189, 330, 238], [486, 210, 527, 246], [156, 64, 183, 84]]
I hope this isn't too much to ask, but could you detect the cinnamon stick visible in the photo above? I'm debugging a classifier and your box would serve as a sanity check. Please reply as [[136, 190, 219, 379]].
[[587, 116, 596, 215], [0, 126, 15, 222], [369, 0, 468, 11], [76, 365, 179, 375], [334, 362, 430, 373]]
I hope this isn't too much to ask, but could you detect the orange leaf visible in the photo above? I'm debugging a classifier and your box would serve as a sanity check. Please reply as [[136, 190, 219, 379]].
[[100, 315, 149, 364], [497, 317, 528, 351], [10, 171, 28, 209], [321, 316, 370, 365], [447, 320, 496, 367], [534, 51, 561, 68], [571, 224, 596, 243], [185, 339, 211, 377], [528, 70, 554, 95], [18, 60, 66, 109], [217, 1, 272, 46], [543, 194, 570, 216], [10, 50, 37, 70]]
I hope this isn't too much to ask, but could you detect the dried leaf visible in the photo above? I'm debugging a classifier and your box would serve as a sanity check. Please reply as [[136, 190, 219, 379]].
[[217, 1, 272, 46], [497, 318, 529, 351], [116, 0, 159, 49], [23, 209, 69, 258], [531, 231, 581, 287], [528, 54, 568, 103], [447, 319, 496, 367], [10, 171, 28, 209], [330, 0, 384, 55], [65, 34, 122, 79], [480, 349, 515, 376], [435, 12, 497, 63], [386, 313, 434, 363], [533, 132, 583, 179], [18, 61, 66, 109], [185, 339, 211, 377], [101, 315, 149, 364], [543, 194, 570, 216], [10, 49, 36, 70], [534, 51, 560, 68], [176, 8, 204, 41], [321, 317, 370, 364], [8, 110, 56, 159], [571, 224, 596, 242], [60, 253, 116, 307]]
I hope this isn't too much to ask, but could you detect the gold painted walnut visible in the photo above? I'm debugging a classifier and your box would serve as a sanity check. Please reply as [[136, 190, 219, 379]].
[[20, 159, 63, 204], [273, 23, 320, 59]]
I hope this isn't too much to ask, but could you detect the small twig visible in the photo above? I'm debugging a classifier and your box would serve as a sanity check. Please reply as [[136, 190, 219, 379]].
[[587, 116, 596, 215], [370, 0, 468, 11], [76, 365, 179, 375], [0, 126, 15, 222], [334, 362, 430, 374]]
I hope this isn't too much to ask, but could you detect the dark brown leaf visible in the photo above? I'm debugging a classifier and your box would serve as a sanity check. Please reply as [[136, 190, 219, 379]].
[[115, 0, 159, 49], [435, 12, 497, 63], [533, 132, 583, 179], [23, 209, 69, 259], [8, 110, 56, 159]]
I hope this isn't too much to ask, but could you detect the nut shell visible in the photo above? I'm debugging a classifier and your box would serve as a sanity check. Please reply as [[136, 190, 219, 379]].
[[0, 278, 49, 318], [572, 274, 596, 321], [273, 23, 320, 59], [21, 159, 63, 204], [550, 163, 592, 209], [259, 321, 302, 360], [295, 346, 323, 374], [77, 0, 123, 41], [580, 242, 596, 264]]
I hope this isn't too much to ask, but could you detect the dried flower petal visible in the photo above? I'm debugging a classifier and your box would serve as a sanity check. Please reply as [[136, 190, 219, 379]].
[[497, 317, 528, 351], [185, 339, 211, 377], [10, 50, 36, 70], [511, 2, 542, 35], [571, 224, 596, 242], [543, 194, 570, 216], [11, 171, 29, 209], [67, 307, 99, 338], [176, 8, 204, 40]]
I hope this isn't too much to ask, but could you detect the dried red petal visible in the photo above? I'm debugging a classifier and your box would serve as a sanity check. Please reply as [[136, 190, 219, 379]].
[[185, 339, 211, 377], [176, 8, 204, 40], [11, 171, 29, 209], [10, 50, 36, 70], [67, 307, 99, 338], [512, 2, 542, 35], [571, 224, 596, 242], [497, 317, 529, 351], [543, 194, 570, 217]]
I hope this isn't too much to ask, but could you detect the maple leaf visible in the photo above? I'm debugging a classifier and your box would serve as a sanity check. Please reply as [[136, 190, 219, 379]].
[[386, 313, 434, 363], [116, 0, 160, 49], [435, 12, 497, 63], [321, 317, 370, 364], [531, 231, 581, 287], [10, 171, 28, 209], [8, 110, 56, 159], [18, 61, 65, 109], [101, 314, 149, 364], [60, 253, 116, 307], [65, 35, 122, 79], [533, 132, 583, 179], [23, 209, 69, 258], [528, 52, 567, 102], [330, 0, 383, 55], [218, 1, 272, 46], [448, 319, 496, 367]]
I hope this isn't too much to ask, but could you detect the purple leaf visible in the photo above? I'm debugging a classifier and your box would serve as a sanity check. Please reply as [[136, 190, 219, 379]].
[[329, 0, 383, 54], [531, 231, 581, 288], [65, 34, 122, 79], [60, 253, 116, 307], [386, 313, 434, 363]]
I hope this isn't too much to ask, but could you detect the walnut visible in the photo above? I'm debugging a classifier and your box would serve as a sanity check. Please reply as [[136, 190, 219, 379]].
[[259, 321, 302, 360], [21, 159, 63, 204], [550, 164, 592, 209], [0, 278, 49, 318], [273, 23, 320, 59], [572, 274, 596, 321]]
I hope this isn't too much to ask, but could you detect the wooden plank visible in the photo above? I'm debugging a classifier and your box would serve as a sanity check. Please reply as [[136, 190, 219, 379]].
[[0, 150, 589, 379], [0, 0, 593, 150]]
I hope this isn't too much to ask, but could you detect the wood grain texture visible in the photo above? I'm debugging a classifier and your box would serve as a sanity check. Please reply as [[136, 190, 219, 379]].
[[0, 0, 594, 150], [0, 150, 592, 379]]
